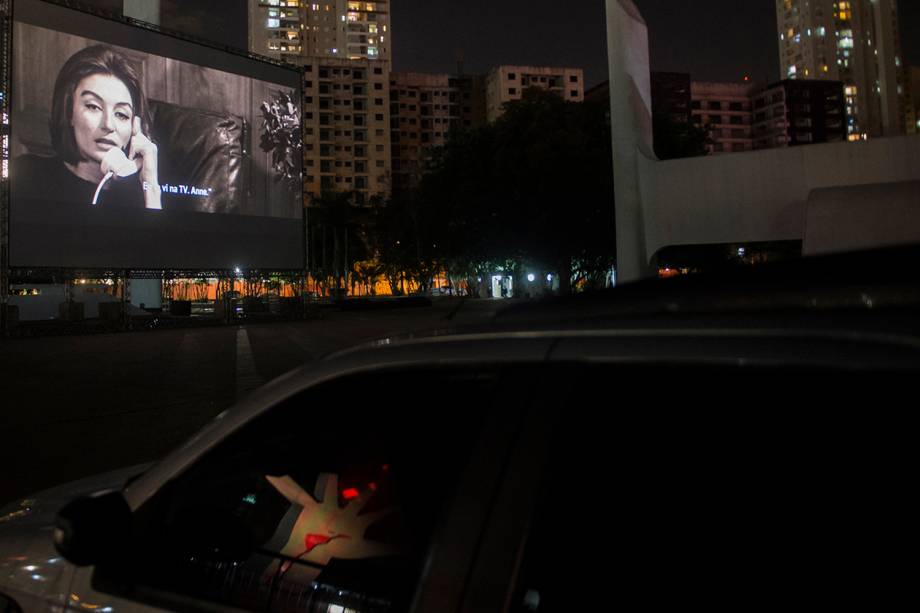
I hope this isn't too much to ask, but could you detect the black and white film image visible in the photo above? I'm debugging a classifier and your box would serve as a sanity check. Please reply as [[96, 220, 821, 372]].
[[11, 22, 302, 219]]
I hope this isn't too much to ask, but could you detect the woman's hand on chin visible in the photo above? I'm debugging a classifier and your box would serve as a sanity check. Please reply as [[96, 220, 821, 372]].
[[129, 116, 161, 210]]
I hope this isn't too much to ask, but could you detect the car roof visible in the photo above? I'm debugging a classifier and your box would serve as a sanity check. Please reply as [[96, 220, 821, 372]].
[[123, 245, 920, 508], [489, 244, 920, 324]]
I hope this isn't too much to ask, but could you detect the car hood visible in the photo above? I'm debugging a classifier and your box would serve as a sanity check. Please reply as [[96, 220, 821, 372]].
[[0, 463, 151, 532], [0, 464, 149, 610]]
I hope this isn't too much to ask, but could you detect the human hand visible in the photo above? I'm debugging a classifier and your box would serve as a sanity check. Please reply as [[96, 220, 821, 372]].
[[264, 473, 398, 583], [128, 116, 161, 210]]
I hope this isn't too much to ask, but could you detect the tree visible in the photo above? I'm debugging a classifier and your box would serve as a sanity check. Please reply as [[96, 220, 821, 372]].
[[652, 112, 710, 160], [309, 191, 373, 298], [417, 87, 616, 294]]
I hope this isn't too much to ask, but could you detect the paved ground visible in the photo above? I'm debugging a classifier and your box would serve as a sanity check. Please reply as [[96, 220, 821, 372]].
[[0, 299, 505, 505]]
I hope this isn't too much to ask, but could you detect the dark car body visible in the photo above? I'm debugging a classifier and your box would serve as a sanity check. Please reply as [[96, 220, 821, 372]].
[[2, 246, 917, 612]]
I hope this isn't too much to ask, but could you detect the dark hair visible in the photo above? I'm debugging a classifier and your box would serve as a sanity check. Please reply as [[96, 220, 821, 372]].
[[50, 45, 151, 164]]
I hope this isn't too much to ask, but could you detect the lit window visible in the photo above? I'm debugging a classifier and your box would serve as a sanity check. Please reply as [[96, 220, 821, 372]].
[[267, 18, 280, 28]]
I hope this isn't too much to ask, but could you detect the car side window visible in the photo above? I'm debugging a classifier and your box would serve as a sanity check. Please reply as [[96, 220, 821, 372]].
[[109, 368, 505, 613]]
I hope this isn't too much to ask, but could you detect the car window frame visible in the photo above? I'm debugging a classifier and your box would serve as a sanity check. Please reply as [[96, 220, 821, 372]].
[[88, 363, 543, 613]]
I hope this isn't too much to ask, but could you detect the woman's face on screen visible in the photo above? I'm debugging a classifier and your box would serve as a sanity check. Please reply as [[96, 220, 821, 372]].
[[70, 73, 134, 165]]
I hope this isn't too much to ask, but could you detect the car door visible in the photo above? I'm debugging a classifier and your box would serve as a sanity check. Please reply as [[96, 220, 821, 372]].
[[68, 364, 540, 613]]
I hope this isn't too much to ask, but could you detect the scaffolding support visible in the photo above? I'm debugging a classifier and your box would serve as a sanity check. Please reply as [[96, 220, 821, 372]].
[[1, 0, 12, 337]]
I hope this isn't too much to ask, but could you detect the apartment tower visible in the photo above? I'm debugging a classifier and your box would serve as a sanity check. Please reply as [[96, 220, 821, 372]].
[[775, 0, 905, 139]]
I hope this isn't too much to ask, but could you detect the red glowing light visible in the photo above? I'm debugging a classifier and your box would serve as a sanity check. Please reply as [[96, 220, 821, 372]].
[[743, 75, 750, 82], [342, 488, 360, 500], [304, 533, 334, 553], [368, 482, 377, 491]]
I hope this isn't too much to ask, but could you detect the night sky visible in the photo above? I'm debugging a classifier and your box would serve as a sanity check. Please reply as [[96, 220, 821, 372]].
[[142, 1, 920, 88]]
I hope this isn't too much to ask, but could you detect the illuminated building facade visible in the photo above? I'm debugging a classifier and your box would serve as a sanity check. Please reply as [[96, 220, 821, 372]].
[[249, 0, 391, 67], [248, 2, 393, 204], [775, 0, 905, 139], [652, 72, 692, 125], [302, 58, 391, 204], [485, 65, 584, 122], [690, 81, 754, 154], [389, 72, 487, 193], [752, 79, 847, 149]]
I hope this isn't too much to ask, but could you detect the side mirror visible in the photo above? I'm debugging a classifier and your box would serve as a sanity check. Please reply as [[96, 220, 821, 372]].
[[54, 490, 132, 567]]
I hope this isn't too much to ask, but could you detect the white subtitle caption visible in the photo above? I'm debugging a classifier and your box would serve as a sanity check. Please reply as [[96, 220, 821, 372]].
[[144, 182, 213, 197]]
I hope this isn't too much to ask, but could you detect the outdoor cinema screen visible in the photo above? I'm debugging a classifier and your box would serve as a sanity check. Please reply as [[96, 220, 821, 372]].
[[9, 0, 304, 270]]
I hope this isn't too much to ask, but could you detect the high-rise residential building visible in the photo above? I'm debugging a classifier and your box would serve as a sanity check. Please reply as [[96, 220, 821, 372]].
[[651, 72, 692, 125], [248, 2, 393, 204], [389, 73, 452, 194], [450, 73, 488, 130], [485, 66, 584, 122], [249, 0, 391, 67], [302, 58, 391, 204], [690, 82, 754, 155], [774, 0, 905, 139], [249, 0, 304, 60], [389, 72, 487, 193], [752, 79, 847, 149]]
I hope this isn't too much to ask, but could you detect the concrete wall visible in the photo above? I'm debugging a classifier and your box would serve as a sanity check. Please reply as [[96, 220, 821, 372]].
[[638, 135, 920, 260], [804, 180, 920, 255], [607, 0, 656, 281], [606, 0, 920, 281]]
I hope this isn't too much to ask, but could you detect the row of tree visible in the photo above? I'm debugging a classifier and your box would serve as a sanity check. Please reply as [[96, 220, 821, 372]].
[[307, 88, 618, 297]]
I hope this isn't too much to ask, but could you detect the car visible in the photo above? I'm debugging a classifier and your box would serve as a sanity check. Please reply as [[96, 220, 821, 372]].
[[1, 246, 917, 612]]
